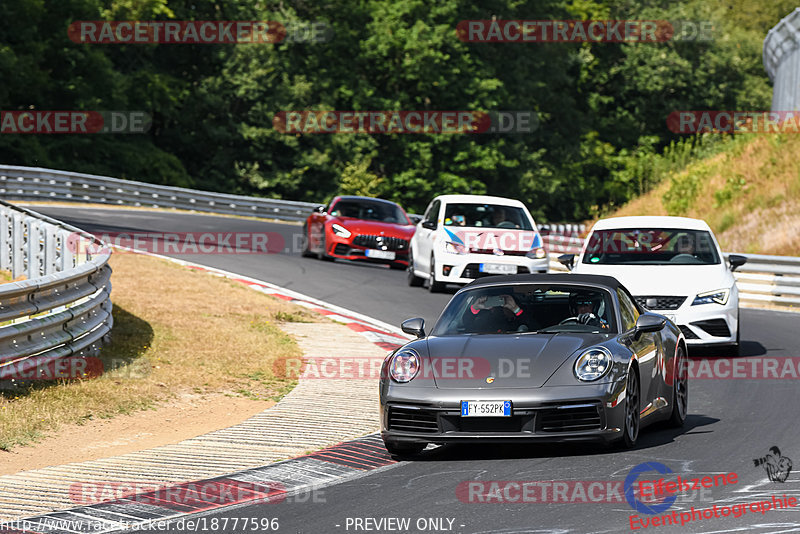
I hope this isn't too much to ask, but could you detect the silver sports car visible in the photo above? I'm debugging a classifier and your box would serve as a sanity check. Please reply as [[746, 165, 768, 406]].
[[380, 273, 688, 456]]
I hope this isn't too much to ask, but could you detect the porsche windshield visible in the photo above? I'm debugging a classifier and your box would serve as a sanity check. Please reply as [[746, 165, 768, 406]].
[[431, 285, 617, 335], [329, 199, 409, 224], [442, 203, 533, 230], [582, 228, 721, 265]]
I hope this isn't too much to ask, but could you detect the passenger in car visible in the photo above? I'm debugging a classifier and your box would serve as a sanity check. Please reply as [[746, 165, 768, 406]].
[[462, 294, 534, 333]]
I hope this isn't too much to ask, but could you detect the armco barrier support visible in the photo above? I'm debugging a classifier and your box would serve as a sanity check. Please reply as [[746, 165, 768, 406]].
[[0, 165, 318, 222], [0, 200, 112, 379]]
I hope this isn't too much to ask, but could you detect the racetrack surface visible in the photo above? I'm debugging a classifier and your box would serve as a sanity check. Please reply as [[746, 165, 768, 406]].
[[33, 206, 800, 533]]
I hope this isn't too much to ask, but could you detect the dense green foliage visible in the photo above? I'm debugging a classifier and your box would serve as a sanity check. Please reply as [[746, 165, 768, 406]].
[[0, 0, 786, 219]]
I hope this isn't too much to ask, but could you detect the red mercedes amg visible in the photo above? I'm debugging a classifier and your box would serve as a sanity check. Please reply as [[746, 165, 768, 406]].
[[302, 196, 416, 269]]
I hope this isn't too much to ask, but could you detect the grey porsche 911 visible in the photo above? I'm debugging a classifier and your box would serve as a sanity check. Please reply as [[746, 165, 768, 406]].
[[380, 273, 688, 457]]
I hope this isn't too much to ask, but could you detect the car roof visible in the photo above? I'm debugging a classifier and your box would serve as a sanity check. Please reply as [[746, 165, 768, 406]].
[[334, 196, 403, 207], [461, 273, 626, 291], [431, 194, 527, 207], [591, 216, 712, 232]]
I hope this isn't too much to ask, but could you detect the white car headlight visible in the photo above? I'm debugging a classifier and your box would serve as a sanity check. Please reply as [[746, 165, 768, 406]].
[[389, 349, 420, 383], [331, 223, 351, 238], [526, 247, 546, 259], [574, 347, 612, 382], [692, 288, 730, 306], [444, 241, 467, 254]]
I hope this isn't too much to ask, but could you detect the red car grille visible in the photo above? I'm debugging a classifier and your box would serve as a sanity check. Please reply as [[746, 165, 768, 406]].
[[352, 235, 408, 251]]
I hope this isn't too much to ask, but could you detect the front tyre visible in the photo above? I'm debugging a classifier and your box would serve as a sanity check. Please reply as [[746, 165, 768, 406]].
[[300, 225, 314, 258], [668, 345, 688, 428], [317, 232, 334, 261], [407, 250, 424, 286], [427, 254, 445, 293], [618, 368, 640, 449]]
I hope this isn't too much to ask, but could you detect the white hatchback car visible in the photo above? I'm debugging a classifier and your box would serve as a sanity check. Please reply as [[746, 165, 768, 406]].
[[408, 194, 548, 292], [564, 216, 747, 352]]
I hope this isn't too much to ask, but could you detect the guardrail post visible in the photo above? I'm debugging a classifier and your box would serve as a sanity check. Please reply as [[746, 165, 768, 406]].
[[27, 219, 45, 279], [11, 213, 24, 279], [0, 208, 10, 272], [43, 225, 57, 275]]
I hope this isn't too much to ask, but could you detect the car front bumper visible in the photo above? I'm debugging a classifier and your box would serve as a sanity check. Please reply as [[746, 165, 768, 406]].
[[641, 296, 738, 346], [380, 382, 627, 446], [327, 235, 409, 265], [433, 254, 549, 284]]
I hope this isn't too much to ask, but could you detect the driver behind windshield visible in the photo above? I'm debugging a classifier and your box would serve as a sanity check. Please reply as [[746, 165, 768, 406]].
[[462, 293, 529, 334], [567, 291, 610, 329]]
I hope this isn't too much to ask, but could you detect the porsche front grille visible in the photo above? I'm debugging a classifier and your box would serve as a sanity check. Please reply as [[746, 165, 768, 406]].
[[387, 407, 438, 433], [634, 296, 687, 310], [352, 235, 408, 251], [537, 404, 602, 433]]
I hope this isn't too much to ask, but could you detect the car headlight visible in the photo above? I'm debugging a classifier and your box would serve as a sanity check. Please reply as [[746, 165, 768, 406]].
[[389, 349, 420, 383], [444, 241, 467, 254], [526, 247, 546, 259], [331, 224, 351, 238], [574, 347, 612, 382], [692, 288, 730, 306]]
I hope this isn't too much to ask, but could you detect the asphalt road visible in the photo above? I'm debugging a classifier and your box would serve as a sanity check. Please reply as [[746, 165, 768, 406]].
[[31, 205, 800, 534]]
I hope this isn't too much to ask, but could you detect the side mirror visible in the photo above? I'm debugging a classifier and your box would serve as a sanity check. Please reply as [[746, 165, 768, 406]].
[[729, 254, 747, 272], [314, 205, 325, 214], [558, 254, 575, 271], [401, 317, 426, 338], [421, 220, 437, 230], [634, 313, 666, 337], [408, 214, 422, 225]]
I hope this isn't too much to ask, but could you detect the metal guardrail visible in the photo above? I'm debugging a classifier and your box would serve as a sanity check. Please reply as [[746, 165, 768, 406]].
[[545, 239, 800, 308], [0, 200, 112, 380], [0, 165, 319, 222]]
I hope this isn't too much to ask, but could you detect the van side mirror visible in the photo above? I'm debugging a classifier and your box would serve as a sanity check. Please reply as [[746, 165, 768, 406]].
[[421, 220, 437, 230], [401, 318, 426, 338], [314, 205, 325, 214], [558, 254, 575, 271]]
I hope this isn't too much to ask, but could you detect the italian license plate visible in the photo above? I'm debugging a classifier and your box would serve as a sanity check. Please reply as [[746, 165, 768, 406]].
[[479, 263, 516, 275], [461, 400, 512, 417], [365, 249, 395, 260]]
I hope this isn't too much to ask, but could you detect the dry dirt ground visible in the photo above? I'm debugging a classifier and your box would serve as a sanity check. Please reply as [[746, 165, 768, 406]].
[[0, 393, 274, 475]]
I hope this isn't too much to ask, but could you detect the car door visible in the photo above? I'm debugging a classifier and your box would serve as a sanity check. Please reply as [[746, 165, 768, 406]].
[[617, 288, 662, 415], [414, 199, 440, 273]]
